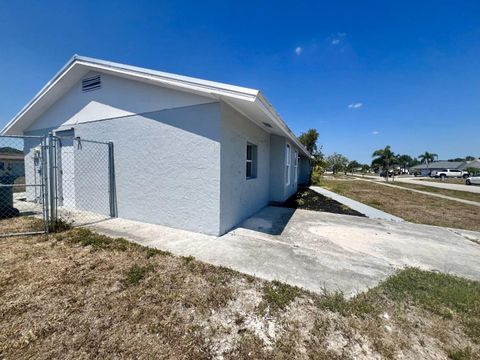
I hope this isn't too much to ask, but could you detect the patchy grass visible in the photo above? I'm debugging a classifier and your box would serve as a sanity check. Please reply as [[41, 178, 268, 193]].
[[124, 264, 155, 285], [316, 178, 480, 231], [261, 280, 305, 312], [1, 223, 480, 359], [0, 216, 44, 234], [419, 177, 466, 185], [391, 181, 480, 203]]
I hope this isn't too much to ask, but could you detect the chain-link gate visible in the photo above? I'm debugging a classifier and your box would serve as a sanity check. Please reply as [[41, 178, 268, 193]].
[[50, 133, 116, 229], [0, 133, 116, 237]]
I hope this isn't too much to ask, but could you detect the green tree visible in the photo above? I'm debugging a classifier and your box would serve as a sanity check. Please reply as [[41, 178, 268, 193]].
[[326, 153, 349, 175], [397, 154, 414, 173], [347, 160, 361, 174], [361, 164, 370, 176], [418, 151, 438, 175], [298, 129, 320, 154], [372, 146, 396, 182]]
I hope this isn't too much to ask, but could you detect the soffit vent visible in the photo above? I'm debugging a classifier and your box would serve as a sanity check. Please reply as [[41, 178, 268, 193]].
[[82, 75, 101, 92]]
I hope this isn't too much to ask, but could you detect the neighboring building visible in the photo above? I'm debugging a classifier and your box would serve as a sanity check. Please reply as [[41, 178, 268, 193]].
[[1, 56, 311, 235], [0, 149, 24, 177], [459, 159, 480, 171], [410, 160, 475, 176]]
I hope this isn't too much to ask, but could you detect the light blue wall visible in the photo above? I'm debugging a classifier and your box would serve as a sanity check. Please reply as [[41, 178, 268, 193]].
[[25, 103, 223, 235], [219, 102, 271, 234], [23, 99, 308, 235], [269, 135, 286, 203], [298, 156, 311, 185]]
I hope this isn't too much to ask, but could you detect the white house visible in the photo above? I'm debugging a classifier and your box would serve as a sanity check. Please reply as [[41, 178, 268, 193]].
[[1, 56, 311, 235]]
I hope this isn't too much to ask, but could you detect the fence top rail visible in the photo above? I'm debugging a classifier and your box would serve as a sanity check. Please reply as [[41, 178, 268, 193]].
[[52, 135, 111, 145], [0, 134, 45, 139]]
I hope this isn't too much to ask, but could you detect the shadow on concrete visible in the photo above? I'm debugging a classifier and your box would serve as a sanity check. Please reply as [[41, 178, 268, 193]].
[[234, 206, 296, 235]]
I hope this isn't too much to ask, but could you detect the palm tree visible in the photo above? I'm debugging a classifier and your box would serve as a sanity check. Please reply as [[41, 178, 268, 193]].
[[418, 151, 438, 176], [372, 146, 396, 182]]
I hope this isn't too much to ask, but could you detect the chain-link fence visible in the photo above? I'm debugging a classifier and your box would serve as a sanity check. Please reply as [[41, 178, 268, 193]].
[[0, 135, 48, 236], [0, 133, 116, 236], [51, 135, 115, 228]]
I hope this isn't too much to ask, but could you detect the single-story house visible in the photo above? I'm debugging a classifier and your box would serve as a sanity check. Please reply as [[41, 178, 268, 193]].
[[410, 160, 480, 176], [1, 55, 311, 235], [460, 159, 480, 171], [0, 148, 24, 177]]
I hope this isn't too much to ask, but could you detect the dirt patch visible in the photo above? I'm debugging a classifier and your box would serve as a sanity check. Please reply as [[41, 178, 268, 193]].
[[281, 187, 366, 217], [1, 221, 479, 359]]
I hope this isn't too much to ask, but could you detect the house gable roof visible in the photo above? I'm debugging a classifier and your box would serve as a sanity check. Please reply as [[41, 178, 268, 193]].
[[2, 55, 311, 157], [410, 161, 464, 170]]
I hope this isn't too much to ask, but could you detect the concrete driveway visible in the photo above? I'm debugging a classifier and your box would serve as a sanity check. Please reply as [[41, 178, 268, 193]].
[[89, 207, 480, 296]]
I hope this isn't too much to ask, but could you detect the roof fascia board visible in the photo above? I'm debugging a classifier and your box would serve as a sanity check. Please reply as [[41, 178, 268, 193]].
[[75, 57, 259, 102]]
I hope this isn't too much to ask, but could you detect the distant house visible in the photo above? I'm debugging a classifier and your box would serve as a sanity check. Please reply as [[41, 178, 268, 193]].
[[0, 148, 24, 177], [410, 159, 480, 176], [1, 55, 311, 235], [460, 159, 480, 171]]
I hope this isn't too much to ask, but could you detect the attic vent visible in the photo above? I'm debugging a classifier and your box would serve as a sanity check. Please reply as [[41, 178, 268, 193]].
[[262, 122, 273, 128], [82, 75, 101, 92]]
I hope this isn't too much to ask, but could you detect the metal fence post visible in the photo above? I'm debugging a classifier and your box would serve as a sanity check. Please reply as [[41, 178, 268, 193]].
[[108, 141, 117, 218], [47, 132, 56, 230]]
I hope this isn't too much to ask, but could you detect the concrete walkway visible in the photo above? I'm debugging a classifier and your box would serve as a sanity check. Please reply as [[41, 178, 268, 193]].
[[88, 207, 480, 296], [310, 185, 403, 221]]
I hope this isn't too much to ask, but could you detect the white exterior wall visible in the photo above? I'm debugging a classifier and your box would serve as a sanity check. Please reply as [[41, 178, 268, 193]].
[[19, 69, 308, 235], [27, 71, 215, 132], [219, 102, 271, 234]]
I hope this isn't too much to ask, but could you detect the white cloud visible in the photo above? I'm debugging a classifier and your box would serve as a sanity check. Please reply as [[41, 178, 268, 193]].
[[372, 130, 379, 135], [295, 46, 302, 55], [348, 103, 363, 109], [331, 33, 346, 45]]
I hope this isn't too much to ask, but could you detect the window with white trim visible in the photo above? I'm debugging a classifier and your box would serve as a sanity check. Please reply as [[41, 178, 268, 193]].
[[285, 144, 291, 185], [246, 143, 258, 179], [294, 150, 298, 183]]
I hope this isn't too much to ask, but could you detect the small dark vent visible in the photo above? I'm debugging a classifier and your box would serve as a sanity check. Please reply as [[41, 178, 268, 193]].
[[82, 75, 101, 92], [262, 122, 273, 128]]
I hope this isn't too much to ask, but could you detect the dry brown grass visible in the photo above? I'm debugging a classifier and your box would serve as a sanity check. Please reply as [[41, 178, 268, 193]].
[[419, 177, 466, 184], [317, 178, 480, 232], [1, 220, 479, 359], [0, 216, 44, 234], [392, 181, 480, 203]]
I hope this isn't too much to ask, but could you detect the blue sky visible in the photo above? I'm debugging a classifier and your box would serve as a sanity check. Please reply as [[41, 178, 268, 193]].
[[0, 1, 479, 163]]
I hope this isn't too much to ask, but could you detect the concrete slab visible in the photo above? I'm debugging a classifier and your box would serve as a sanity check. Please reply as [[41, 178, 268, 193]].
[[310, 185, 404, 222], [88, 206, 480, 297]]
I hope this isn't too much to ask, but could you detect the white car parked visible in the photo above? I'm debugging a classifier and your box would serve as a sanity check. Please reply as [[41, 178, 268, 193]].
[[465, 175, 480, 185]]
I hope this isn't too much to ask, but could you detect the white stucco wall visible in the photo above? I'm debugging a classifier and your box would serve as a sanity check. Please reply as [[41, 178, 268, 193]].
[[72, 103, 222, 235], [219, 102, 271, 234], [27, 71, 215, 132]]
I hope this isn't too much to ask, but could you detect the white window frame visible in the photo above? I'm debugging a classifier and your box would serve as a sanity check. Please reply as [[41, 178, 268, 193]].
[[286, 143, 291, 185], [294, 150, 298, 184], [246, 142, 257, 179]]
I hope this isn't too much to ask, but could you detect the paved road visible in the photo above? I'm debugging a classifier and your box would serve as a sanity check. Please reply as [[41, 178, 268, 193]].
[[89, 206, 480, 297]]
